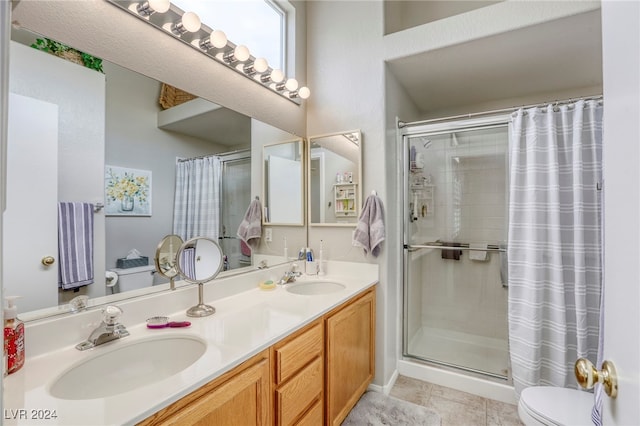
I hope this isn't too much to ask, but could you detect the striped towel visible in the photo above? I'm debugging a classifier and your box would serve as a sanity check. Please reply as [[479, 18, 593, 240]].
[[180, 247, 197, 280], [58, 202, 94, 290]]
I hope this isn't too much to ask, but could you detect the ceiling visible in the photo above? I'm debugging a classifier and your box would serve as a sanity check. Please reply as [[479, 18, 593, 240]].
[[387, 10, 603, 114]]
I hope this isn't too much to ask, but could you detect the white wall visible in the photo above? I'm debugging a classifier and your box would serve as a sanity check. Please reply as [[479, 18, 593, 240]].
[[306, 1, 395, 390]]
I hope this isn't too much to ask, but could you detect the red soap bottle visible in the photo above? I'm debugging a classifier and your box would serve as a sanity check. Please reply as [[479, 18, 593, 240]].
[[4, 296, 25, 375]]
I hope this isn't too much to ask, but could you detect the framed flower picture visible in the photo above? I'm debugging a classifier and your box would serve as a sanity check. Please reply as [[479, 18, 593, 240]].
[[105, 166, 152, 216]]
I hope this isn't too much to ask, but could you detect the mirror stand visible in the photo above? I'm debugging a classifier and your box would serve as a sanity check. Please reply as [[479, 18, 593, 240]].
[[187, 284, 216, 317], [175, 237, 224, 318]]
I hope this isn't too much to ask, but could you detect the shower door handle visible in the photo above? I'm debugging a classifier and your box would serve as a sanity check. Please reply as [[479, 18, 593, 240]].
[[575, 358, 618, 398]]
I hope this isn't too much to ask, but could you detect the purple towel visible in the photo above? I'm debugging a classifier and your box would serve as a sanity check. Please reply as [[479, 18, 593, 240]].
[[352, 194, 385, 257], [58, 202, 94, 290]]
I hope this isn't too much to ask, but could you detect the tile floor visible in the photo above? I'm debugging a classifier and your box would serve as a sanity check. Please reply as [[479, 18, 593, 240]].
[[389, 375, 524, 426]]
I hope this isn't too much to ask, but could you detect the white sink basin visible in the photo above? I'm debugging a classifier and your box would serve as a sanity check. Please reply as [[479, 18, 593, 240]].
[[49, 335, 206, 400], [286, 281, 346, 295]]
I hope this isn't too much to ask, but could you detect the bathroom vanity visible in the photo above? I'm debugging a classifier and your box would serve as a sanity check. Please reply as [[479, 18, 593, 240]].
[[140, 287, 375, 425], [3, 261, 378, 425]]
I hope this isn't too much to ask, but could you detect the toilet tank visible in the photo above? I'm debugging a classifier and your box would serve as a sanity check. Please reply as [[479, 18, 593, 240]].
[[110, 265, 156, 293]]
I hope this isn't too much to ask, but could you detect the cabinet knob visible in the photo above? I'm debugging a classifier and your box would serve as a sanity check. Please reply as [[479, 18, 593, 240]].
[[41, 256, 56, 266]]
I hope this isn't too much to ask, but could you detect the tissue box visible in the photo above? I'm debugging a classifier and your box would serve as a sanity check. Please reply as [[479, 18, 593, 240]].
[[116, 257, 149, 269]]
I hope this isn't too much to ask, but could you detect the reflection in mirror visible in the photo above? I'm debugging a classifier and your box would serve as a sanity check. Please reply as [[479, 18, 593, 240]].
[[263, 139, 305, 225], [4, 25, 296, 321], [176, 237, 224, 317], [154, 234, 184, 290], [308, 131, 362, 225]]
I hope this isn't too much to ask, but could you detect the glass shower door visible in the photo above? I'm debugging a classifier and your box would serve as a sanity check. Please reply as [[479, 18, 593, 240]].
[[402, 122, 510, 379], [220, 156, 251, 270]]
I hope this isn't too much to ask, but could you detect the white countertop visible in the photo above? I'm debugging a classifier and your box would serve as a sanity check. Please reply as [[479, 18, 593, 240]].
[[3, 260, 378, 425]]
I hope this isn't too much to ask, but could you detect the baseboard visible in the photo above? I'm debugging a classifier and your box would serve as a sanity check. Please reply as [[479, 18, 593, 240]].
[[368, 369, 399, 395]]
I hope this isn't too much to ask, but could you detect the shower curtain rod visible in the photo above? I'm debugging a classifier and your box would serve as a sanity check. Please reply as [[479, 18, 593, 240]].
[[177, 148, 250, 163], [397, 94, 603, 129]]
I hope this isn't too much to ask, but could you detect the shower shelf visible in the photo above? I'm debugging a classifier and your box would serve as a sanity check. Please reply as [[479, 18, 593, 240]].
[[410, 184, 434, 218]]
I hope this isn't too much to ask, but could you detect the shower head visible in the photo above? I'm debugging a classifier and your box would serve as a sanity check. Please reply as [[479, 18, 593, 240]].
[[421, 137, 432, 149]]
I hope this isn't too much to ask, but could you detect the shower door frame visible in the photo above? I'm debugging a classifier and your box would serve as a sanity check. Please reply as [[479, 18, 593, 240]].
[[219, 150, 251, 270], [400, 114, 511, 380]]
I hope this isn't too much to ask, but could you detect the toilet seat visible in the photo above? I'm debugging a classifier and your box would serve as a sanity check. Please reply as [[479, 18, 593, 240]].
[[518, 386, 594, 426]]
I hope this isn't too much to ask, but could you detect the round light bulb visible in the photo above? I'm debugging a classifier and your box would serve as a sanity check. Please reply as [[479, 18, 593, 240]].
[[285, 78, 299, 92], [254, 58, 269, 73], [270, 69, 284, 83], [298, 87, 311, 99], [210, 30, 227, 48], [181, 12, 201, 33], [234, 45, 250, 62], [148, 0, 170, 13]]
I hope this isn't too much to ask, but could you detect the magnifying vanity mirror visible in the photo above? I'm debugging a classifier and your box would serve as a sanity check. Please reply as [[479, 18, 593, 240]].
[[263, 139, 305, 225], [308, 130, 362, 226], [175, 237, 224, 317], [154, 235, 184, 291], [4, 5, 305, 322]]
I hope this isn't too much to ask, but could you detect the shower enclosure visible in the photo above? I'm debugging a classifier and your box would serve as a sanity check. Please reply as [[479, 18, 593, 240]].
[[219, 151, 251, 270], [401, 116, 511, 380]]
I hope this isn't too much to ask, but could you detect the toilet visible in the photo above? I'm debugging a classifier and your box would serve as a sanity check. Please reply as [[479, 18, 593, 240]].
[[109, 265, 156, 293], [518, 386, 594, 425]]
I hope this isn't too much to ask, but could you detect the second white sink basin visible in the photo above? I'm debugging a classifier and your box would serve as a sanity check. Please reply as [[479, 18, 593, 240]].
[[286, 281, 346, 295], [49, 335, 206, 400]]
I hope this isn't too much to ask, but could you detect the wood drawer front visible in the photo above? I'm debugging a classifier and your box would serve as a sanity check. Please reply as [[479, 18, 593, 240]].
[[276, 356, 323, 426], [295, 399, 323, 426], [275, 321, 322, 384]]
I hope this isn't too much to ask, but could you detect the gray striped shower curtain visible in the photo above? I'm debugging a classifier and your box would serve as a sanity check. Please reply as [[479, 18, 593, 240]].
[[507, 99, 603, 396], [173, 156, 221, 241]]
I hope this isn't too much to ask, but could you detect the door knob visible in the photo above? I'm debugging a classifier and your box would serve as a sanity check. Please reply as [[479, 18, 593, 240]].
[[41, 256, 56, 266], [575, 358, 618, 398]]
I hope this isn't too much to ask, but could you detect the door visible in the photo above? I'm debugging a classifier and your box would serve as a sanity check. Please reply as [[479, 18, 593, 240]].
[[3, 93, 58, 312], [601, 1, 640, 423]]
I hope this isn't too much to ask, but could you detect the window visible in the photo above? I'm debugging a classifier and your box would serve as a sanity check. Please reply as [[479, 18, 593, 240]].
[[172, 0, 286, 72]]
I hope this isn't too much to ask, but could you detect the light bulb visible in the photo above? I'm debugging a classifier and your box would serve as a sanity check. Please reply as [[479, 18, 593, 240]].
[[181, 12, 201, 33], [148, 0, 169, 13], [234, 45, 250, 62], [298, 87, 311, 99], [200, 30, 227, 51], [254, 58, 269, 73], [285, 78, 299, 92], [210, 30, 227, 48], [270, 69, 284, 83]]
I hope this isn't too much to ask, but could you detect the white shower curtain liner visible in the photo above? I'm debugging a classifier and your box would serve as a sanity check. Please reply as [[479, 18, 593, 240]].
[[173, 156, 221, 241], [507, 99, 603, 397]]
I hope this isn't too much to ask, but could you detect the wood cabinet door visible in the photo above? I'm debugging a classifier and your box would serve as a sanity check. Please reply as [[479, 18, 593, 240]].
[[142, 353, 271, 426], [325, 288, 376, 426]]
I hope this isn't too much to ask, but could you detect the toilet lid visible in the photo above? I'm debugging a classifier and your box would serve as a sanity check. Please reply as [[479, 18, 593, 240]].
[[520, 387, 594, 426]]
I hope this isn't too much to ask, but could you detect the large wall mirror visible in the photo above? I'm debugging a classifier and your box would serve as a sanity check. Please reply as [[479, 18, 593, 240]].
[[308, 130, 362, 226], [5, 6, 305, 320], [263, 139, 305, 226]]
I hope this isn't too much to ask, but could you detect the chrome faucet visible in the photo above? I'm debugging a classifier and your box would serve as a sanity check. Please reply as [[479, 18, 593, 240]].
[[76, 305, 130, 351], [278, 263, 302, 285]]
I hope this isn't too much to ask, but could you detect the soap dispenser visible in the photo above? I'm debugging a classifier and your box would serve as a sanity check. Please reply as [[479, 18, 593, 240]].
[[4, 296, 25, 375]]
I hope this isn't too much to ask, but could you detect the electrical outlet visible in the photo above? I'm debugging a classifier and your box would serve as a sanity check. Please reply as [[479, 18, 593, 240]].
[[265, 228, 273, 242]]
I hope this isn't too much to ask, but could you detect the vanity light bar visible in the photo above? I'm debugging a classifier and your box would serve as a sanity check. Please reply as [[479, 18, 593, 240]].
[[107, 0, 309, 104]]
